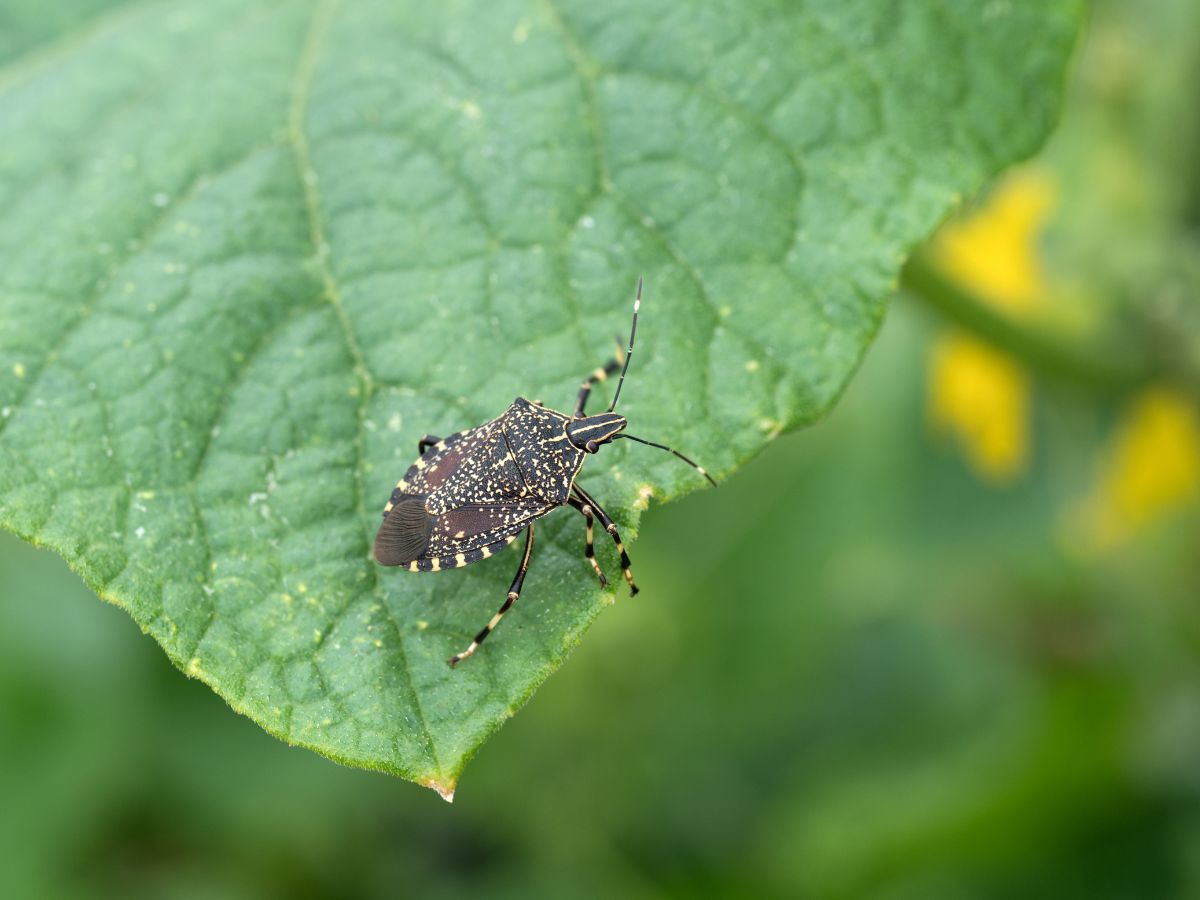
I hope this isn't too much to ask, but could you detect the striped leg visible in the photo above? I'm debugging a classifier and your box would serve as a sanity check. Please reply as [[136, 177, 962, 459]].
[[573, 347, 624, 418], [449, 523, 535, 667], [418, 434, 442, 454], [572, 484, 638, 596], [567, 495, 607, 587]]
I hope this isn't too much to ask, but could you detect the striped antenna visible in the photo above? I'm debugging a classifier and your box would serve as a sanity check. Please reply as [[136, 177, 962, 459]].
[[615, 433, 717, 488], [607, 276, 642, 412]]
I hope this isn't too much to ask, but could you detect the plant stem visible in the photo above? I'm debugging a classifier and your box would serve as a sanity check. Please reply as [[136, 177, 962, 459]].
[[900, 251, 1161, 392]]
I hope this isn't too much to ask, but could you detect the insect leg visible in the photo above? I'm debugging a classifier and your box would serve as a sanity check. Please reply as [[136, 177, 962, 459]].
[[573, 346, 625, 418], [571, 484, 638, 595], [449, 523, 536, 667], [418, 434, 443, 454], [567, 496, 607, 587]]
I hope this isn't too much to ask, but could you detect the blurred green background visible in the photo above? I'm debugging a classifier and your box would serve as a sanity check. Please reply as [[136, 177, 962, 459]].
[[4, 0, 1200, 897]]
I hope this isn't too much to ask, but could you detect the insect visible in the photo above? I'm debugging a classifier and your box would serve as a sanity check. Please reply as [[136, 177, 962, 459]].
[[373, 278, 716, 666]]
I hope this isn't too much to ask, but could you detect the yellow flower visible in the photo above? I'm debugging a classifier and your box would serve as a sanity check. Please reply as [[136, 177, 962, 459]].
[[934, 168, 1055, 316], [1066, 388, 1200, 552], [926, 168, 1056, 483], [928, 337, 1030, 482]]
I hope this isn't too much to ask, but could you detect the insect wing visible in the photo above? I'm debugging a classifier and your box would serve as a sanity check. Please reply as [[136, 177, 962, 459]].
[[374, 494, 436, 566], [375, 414, 553, 569]]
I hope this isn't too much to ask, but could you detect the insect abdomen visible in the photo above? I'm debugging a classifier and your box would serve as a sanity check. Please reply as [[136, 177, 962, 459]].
[[401, 533, 521, 572]]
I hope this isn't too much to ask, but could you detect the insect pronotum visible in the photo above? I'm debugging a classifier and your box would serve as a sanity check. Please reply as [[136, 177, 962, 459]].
[[373, 278, 716, 666]]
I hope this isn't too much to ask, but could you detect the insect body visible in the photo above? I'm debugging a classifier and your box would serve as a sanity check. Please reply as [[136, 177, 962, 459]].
[[373, 279, 714, 666]]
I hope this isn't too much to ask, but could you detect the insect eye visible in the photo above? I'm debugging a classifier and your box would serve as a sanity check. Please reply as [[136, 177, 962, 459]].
[[585, 440, 599, 454]]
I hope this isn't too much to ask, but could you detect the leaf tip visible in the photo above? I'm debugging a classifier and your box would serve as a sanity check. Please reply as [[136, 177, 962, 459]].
[[426, 778, 456, 803]]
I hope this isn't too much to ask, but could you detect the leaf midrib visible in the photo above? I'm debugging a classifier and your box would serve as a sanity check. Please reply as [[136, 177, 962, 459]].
[[285, 0, 446, 783]]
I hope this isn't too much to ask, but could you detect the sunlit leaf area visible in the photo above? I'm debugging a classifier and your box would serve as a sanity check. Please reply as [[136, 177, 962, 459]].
[[2, 0, 1198, 896]]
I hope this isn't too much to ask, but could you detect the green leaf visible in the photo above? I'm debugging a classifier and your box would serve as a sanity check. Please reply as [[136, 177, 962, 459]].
[[0, 0, 1081, 797]]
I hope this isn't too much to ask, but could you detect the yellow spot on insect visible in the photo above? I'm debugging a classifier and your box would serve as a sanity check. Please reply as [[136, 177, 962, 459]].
[[12, 363, 25, 378], [408, 561, 420, 572], [187, 657, 202, 676], [397, 480, 409, 491], [592, 367, 608, 381], [455, 553, 467, 566], [431, 558, 441, 571], [481, 546, 492, 559], [745, 360, 760, 372], [454, 530, 465, 539], [415, 457, 427, 470]]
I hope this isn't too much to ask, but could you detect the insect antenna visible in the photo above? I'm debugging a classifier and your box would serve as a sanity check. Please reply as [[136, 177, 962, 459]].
[[615, 433, 717, 488], [607, 276, 642, 412]]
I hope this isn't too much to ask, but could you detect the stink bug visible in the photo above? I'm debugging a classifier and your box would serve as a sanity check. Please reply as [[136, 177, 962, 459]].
[[373, 278, 715, 666]]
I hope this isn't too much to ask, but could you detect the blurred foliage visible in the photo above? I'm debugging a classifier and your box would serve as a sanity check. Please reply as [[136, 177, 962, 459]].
[[2, 0, 1200, 897]]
